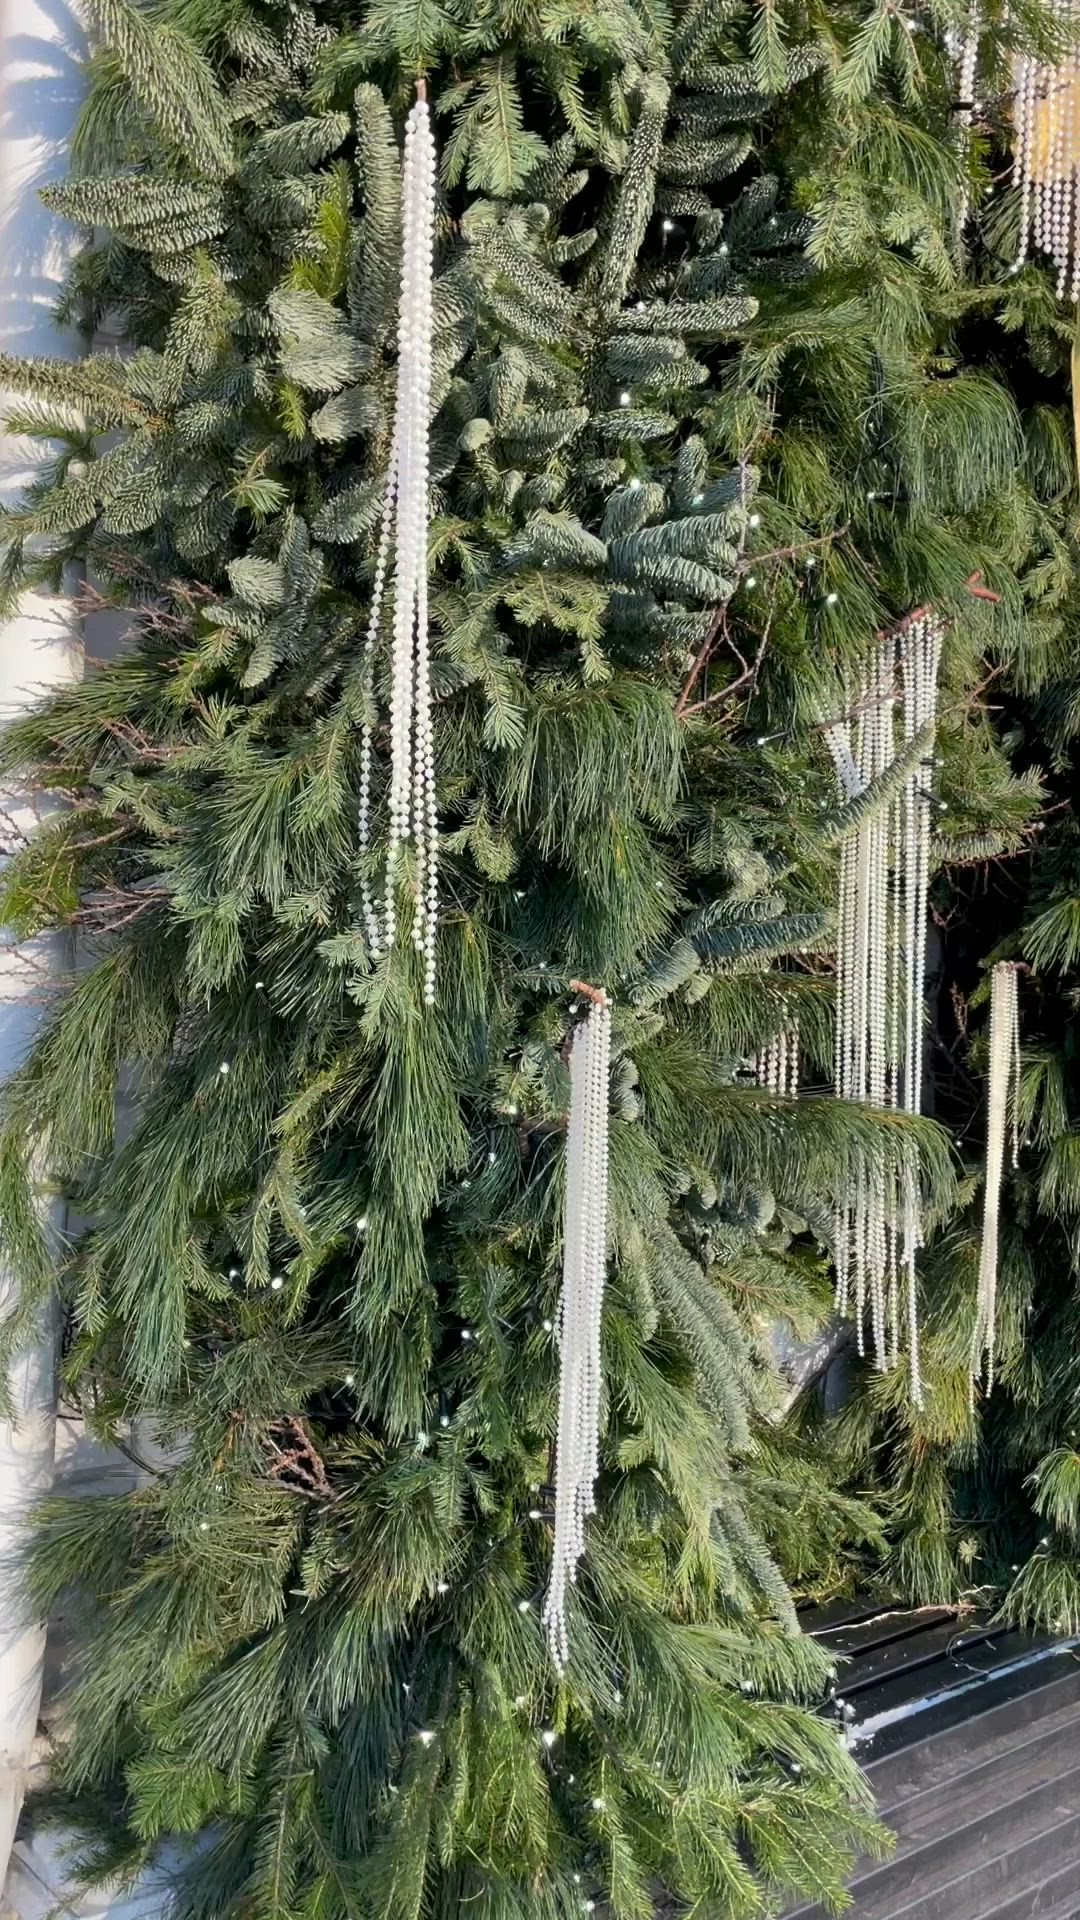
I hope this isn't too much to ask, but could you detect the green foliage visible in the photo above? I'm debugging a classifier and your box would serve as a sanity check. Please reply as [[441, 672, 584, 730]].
[[77, 0, 234, 177], [794, 57, 1080, 1626], [2, 0, 1074, 1914]]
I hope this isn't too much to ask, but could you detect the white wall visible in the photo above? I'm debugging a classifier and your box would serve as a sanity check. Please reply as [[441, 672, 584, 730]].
[[0, 0, 85, 1896], [1, 12, 164, 1914]]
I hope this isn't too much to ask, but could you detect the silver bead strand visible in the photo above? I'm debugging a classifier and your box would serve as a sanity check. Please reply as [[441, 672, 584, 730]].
[[544, 989, 612, 1672], [827, 611, 943, 1395], [1064, 56, 1078, 299], [1011, 7, 1080, 294], [899, 610, 944, 1405], [971, 963, 1022, 1401], [887, 759, 904, 1364], [407, 105, 439, 1000], [1012, 46, 1038, 272], [385, 116, 417, 945], [953, 8, 980, 239], [826, 676, 862, 1317], [360, 90, 440, 992], [357, 448, 400, 955], [1054, 70, 1069, 295], [853, 643, 892, 1363]]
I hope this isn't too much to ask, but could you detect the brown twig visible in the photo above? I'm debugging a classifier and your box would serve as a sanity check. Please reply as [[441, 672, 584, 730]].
[[675, 604, 729, 717], [102, 716, 186, 763], [743, 523, 851, 572], [816, 583, 1007, 736], [887, 574, 1001, 641], [568, 979, 608, 1008], [938, 664, 1005, 728], [263, 1415, 336, 1502], [68, 823, 132, 853], [965, 570, 1001, 603], [675, 526, 849, 719], [682, 611, 772, 717], [72, 885, 168, 933]]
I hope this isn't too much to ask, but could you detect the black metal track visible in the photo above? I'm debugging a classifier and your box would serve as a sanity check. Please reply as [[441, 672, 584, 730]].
[[784, 1603, 1080, 1919]]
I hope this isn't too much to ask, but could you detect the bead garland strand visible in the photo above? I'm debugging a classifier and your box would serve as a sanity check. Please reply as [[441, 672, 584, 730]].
[[945, 9, 981, 242], [758, 1000, 799, 1099], [356, 89, 439, 1001], [970, 962, 1022, 1401], [543, 986, 612, 1673], [825, 611, 944, 1403], [950, 6, 1080, 297], [1008, 2, 1080, 299]]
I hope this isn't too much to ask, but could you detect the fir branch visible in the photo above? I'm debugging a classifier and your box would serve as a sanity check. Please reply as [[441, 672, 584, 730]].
[[79, 0, 234, 179]]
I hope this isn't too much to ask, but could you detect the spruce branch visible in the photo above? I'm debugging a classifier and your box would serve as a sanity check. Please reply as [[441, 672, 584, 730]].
[[78, 0, 234, 179]]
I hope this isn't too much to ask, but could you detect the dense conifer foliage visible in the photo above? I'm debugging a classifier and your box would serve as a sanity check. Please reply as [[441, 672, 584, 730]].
[[0, 0, 1072, 1913]]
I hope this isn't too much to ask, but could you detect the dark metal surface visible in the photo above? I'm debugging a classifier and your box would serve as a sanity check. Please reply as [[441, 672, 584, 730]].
[[784, 1603, 1080, 1919]]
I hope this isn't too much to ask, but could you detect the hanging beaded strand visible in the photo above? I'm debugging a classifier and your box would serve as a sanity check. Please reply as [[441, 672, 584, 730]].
[[971, 963, 1022, 1400], [825, 638, 896, 1363], [866, 636, 895, 1364], [824, 611, 944, 1395], [543, 983, 612, 1673], [758, 994, 799, 1099], [356, 85, 439, 1001], [1010, 4, 1080, 299], [823, 685, 863, 1321], [946, 9, 981, 245], [898, 608, 944, 1406]]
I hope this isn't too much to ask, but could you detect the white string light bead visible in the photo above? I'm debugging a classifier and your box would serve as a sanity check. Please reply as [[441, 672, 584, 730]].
[[355, 93, 440, 1001], [971, 963, 1022, 1400], [543, 991, 612, 1673]]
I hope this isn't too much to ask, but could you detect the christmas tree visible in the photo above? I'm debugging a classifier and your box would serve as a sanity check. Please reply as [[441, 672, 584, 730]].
[[0, 0, 1067, 1914], [826, 467, 1080, 1627], [797, 15, 1080, 1632]]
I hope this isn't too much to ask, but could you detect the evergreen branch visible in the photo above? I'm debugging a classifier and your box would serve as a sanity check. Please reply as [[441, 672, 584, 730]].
[[0, 354, 154, 430], [816, 728, 934, 845], [0, 2, 1054, 1910], [598, 75, 670, 309], [79, 0, 233, 179]]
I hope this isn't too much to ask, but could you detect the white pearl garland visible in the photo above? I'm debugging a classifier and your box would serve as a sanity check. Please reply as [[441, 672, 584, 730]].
[[945, 11, 981, 237], [543, 991, 611, 1673], [357, 95, 440, 1002], [823, 612, 944, 1403], [757, 998, 799, 1099], [970, 962, 1022, 1399], [1008, 10, 1080, 298]]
